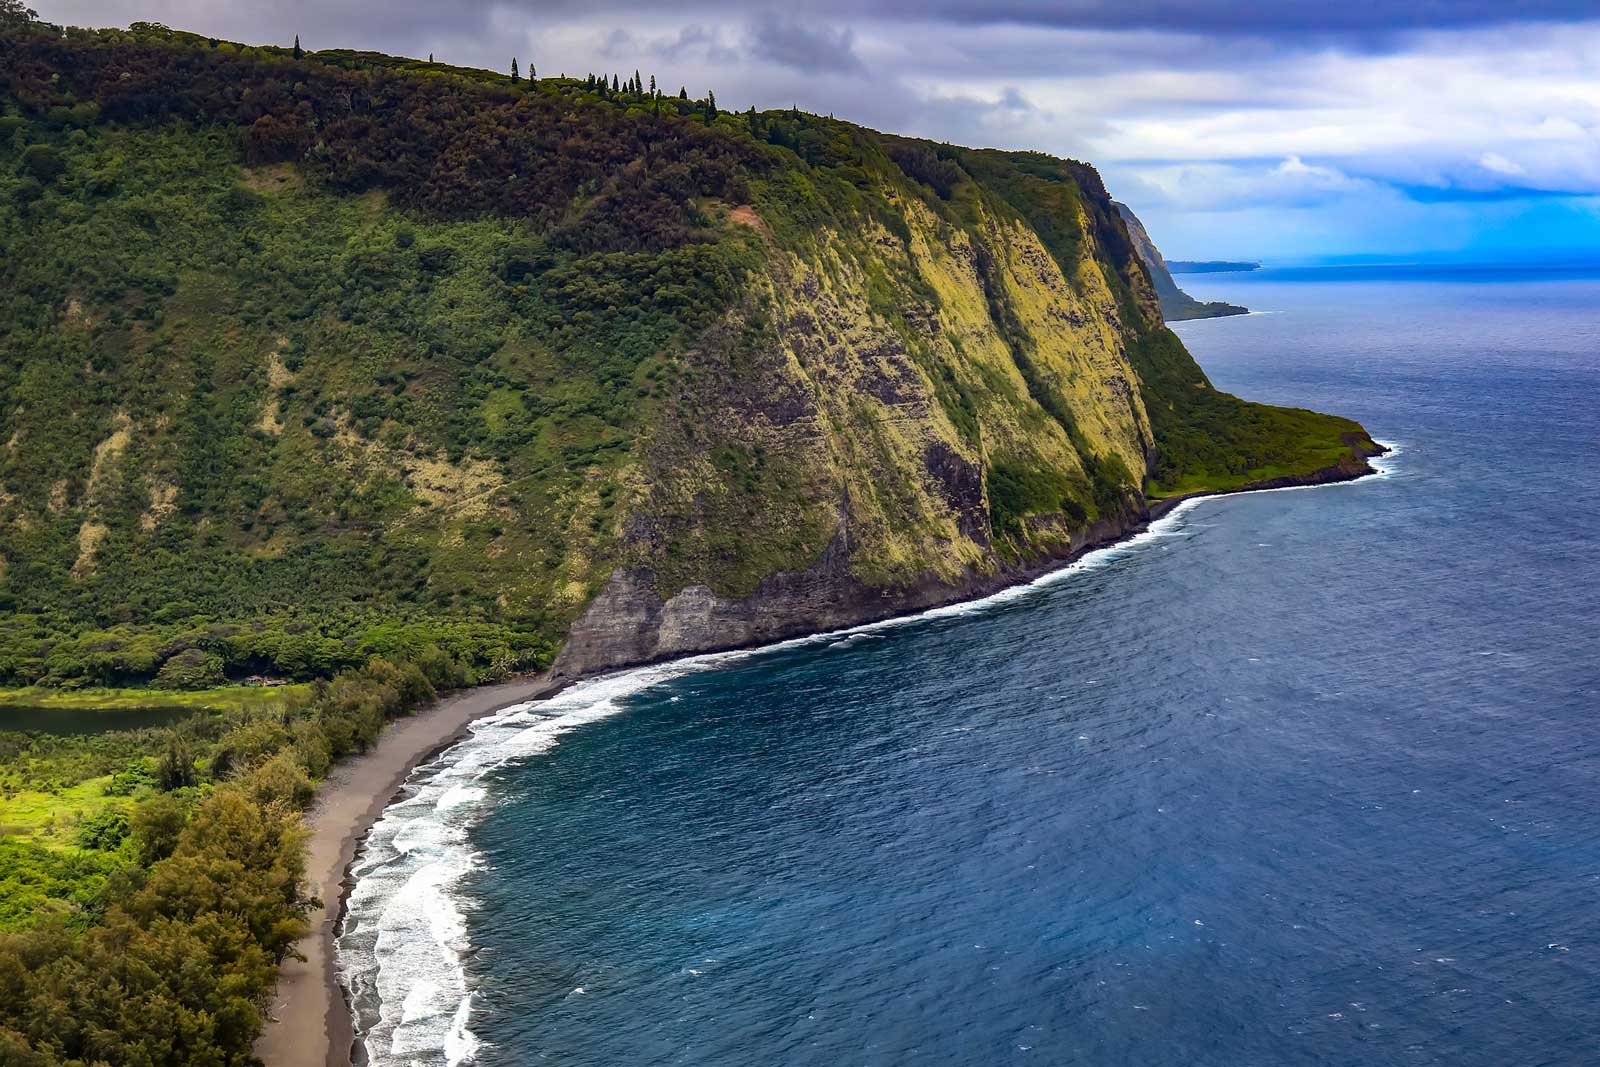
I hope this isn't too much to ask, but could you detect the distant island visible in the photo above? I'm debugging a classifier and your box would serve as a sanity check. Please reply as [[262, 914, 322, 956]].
[[1114, 203, 1250, 321], [1167, 260, 1262, 274]]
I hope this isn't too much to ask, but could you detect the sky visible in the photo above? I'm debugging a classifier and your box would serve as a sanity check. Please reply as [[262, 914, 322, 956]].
[[35, 1, 1600, 262]]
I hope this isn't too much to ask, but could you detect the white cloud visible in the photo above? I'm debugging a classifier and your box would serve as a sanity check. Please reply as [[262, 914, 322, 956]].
[[1479, 152, 1527, 177]]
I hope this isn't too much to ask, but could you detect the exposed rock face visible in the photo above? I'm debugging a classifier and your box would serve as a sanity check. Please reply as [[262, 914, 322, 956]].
[[557, 443, 1386, 679], [555, 508, 1144, 678], [1114, 201, 1249, 322], [553, 185, 1384, 680]]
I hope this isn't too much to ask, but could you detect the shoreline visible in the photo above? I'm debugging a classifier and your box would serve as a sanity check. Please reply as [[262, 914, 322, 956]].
[[254, 675, 572, 1067], [255, 447, 1390, 1067]]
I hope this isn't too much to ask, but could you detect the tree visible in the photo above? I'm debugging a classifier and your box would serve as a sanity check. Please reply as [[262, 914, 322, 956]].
[[679, 85, 688, 100], [428, 52, 434, 63], [706, 90, 718, 123], [649, 74, 657, 94], [20, 143, 63, 182], [0, 0, 37, 26], [132, 794, 189, 864], [157, 736, 197, 792], [292, 34, 301, 60], [510, 57, 519, 84], [611, 73, 619, 92], [634, 69, 642, 94], [529, 62, 536, 78]]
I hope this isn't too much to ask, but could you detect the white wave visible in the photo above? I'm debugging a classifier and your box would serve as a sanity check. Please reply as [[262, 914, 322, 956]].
[[336, 451, 1397, 1065]]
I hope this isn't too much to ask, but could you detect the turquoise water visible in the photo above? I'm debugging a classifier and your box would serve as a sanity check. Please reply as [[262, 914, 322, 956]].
[[339, 266, 1600, 1065]]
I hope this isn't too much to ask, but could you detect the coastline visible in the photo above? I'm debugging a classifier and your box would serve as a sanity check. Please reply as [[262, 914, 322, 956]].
[[254, 675, 570, 1067], [256, 445, 1390, 1067]]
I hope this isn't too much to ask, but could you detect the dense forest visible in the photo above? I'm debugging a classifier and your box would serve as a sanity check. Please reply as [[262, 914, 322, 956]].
[[0, 15, 1379, 1064]]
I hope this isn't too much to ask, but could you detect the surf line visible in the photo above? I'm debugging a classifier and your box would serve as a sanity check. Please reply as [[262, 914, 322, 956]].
[[334, 439, 1400, 1066]]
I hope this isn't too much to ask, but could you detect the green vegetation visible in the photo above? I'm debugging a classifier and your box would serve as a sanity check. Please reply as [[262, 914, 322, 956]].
[[0, 683, 309, 711], [0, 20, 1375, 694], [1130, 329, 1375, 496], [0, 18, 1379, 1063], [0, 656, 444, 1063]]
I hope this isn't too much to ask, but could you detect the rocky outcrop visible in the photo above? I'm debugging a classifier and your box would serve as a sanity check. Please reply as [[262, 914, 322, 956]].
[[556, 438, 1386, 678], [553, 509, 1143, 678]]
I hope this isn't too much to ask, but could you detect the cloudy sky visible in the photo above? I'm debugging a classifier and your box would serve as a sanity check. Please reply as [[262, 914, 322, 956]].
[[38, 1, 1600, 262]]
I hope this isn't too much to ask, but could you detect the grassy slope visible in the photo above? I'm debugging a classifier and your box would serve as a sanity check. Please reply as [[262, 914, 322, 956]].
[[1130, 328, 1375, 497]]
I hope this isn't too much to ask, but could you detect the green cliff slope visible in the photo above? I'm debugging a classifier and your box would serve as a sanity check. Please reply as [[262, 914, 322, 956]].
[[0, 24, 1380, 689], [1114, 201, 1248, 321]]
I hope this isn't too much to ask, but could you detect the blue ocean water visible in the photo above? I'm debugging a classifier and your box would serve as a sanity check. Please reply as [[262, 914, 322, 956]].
[[340, 266, 1600, 1066]]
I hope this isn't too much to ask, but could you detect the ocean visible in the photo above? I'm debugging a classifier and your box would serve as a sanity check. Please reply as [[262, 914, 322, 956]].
[[337, 264, 1600, 1066]]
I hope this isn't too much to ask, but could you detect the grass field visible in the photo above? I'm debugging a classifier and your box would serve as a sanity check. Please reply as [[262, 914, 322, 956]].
[[0, 776, 121, 848], [0, 683, 310, 712]]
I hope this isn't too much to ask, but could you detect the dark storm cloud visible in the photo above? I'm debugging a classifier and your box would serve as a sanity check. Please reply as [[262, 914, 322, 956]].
[[46, 0, 1595, 51], [864, 0, 1600, 36], [746, 13, 863, 73], [599, 25, 740, 66]]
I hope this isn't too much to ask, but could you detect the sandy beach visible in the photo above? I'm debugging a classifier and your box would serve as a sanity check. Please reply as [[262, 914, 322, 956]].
[[253, 674, 563, 1067]]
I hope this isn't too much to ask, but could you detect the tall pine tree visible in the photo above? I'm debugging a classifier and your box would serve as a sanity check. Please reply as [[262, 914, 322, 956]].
[[292, 34, 301, 60], [510, 57, 519, 84]]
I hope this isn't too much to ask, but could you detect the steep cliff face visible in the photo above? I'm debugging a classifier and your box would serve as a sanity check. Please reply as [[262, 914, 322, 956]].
[[0, 28, 1381, 688], [1114, 202, 1248, 322], [556, 165, 1373, 675], [559, 183, 1162, 674]]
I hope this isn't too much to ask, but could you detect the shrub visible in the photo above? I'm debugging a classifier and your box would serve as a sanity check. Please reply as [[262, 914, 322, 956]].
[[74, 808, 130, 850], [155, 735, 197, 791], [131, 793, 189, 863]]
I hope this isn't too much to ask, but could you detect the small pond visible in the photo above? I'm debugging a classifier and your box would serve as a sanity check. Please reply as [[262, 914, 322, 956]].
[[0, 704, 201, 736]]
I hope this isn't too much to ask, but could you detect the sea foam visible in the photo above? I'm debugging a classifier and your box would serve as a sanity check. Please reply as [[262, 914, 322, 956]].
[[335, 450, 1398, 1066]]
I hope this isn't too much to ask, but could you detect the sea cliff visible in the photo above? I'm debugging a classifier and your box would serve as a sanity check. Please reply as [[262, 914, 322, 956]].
[[0, 24, 1379, 687]]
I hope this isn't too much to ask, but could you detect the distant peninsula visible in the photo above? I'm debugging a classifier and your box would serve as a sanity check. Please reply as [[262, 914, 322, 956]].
[[1113, 203, 1250, 321], [1167, 260, 1261, 274]]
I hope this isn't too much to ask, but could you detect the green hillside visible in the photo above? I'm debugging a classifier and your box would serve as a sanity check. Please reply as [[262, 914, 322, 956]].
[[0, 23, 1377, 694]]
